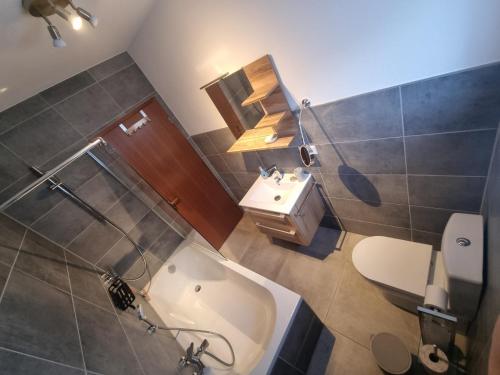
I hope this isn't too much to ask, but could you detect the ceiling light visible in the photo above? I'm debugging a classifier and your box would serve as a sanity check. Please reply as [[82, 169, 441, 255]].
[[22, 0, 98, 47], [0, 88, 8, 94]]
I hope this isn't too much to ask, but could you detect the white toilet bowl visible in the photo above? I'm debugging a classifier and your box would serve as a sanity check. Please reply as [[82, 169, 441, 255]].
[[352, 236, 433, 313]]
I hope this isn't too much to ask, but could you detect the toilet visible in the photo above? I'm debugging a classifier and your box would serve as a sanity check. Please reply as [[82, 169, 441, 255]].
[[352, 213, 483, 329]]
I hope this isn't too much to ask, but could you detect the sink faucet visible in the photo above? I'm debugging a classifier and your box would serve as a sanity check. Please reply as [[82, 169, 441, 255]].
[[259, 164, 284, 184], [178, 340, 209, 374]]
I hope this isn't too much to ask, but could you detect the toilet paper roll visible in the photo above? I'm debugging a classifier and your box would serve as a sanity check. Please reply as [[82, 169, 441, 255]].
[[424, 284, 448, 312], [419, 344, 449, 374]]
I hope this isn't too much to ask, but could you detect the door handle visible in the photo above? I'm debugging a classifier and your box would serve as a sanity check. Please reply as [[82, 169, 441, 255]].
[[168, 197, 180, 207]]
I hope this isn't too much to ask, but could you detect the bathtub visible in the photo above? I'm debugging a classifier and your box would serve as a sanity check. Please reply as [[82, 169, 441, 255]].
[[147, 239, 301, 375]]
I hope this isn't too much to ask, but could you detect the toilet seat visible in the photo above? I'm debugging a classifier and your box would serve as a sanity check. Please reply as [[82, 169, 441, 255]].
[[352, 236, 433, 297]]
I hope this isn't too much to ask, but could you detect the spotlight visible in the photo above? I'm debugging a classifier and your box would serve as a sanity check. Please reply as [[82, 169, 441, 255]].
[[69, 1, 98, 28], [48, 24, 66, 48], [71, 15, 82, 30]]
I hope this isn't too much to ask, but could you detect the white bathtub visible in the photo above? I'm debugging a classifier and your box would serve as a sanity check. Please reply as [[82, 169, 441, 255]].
[[147, 239, 301, 375]]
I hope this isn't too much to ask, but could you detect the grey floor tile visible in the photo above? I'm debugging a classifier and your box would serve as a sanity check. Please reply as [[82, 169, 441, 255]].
[[66, 253, 113, 312], [120, 315, 181, 375], [55, 84, 121, 136], [325, 262, 420, 352], [322, 173, 408, 205], [88, 52, 134, 81], [410, 206, 464, 233], [0, 214, 26, 266], [74, 298, 142, 375], [401, 63, 500, 135], [68, 220, 123, 265], [341, 218, 411, 240], [100, 64, 154, 110], [191, 133, 218, 156], [317, 138, 406, 175], [0, 270, 83, 367], [0, 349, 84, 375], [0, 144, 29, 191], [206, 127, 236, 154], [222, 151, 261, 173], [412, 230, 442, 250], [408, 175, 485, 211], [40, 72, 95, 105], [148, 227, 183, 261], [76, 172, 128, 213], [219, 225, 258, 262], [330, 198, 410, 227], [312, 87, 403, 143], [405, 130, 496, 176], [32, 199, 95, 246], [106, 192, 150, 233], [15, 230, 70, 292], [0, 109, 83, 166], [0, 95, 49, 134], [0, 175, 66, 226]]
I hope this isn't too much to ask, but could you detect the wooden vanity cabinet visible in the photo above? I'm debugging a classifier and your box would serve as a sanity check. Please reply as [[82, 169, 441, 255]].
[[245, 180, 325, 246]]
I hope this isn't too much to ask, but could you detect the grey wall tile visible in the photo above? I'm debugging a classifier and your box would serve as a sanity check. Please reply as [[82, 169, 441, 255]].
[[148, 227, 183, 261], [32, 199, 95, 246], [0, 175, 66, 226], [0, 349, 84, 375], [128, 210, 167, 250], [130, 181, 162, 209], [330, 198, 410, 227], [312, 87, 402, 142], [412, 230, 442, 250], [40, 72, 95, 105], [100, 64, 154, 110], [0, 270, 83, 367], [300, 109, 330, 145], [0, 262, 9, 293], [410, 206, 463, 233], [258, 148, 302, 171], [191, 133, 218, 156], [206, 154, 230, 174], [125, 251, 163, 291], [67, 221, 123, 265], [233, 172, 258, 190], [341, 218, 411, 240], [219, 172, 240, 189], [105, 192, 150, 233], [66, 253, 113, 312], [222, 151, 261, 173], [322, 173, 408, 205], [96, 237, 138, 275], [74, 298, 142, 375], [0, 144, 28, 192], [0, 214, 25, 266], [402, 63, 500, 135], [206, 127, 236, 153], [76, 172, 128, 212], [405, 130, 496, 176], [408, 175, 485, 211], [317, 138, 405, 174], [57, 154, 102, 189], [0, 109, 82, 165], [15, 231, 70, 292], [88, 52, 134, 81], [0, 95, 48, 134], [55, 84, 121, 136]]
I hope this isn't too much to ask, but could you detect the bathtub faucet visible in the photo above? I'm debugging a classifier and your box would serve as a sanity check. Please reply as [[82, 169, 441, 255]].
[[178, 340, 209, 374]]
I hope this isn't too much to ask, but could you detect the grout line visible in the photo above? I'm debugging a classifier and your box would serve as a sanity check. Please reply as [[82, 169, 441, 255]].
[[90, 61, 136, 83], [0, 229, 26, 305], [480, 120, 500, 214], [403, 127, 497, 138], [0, 345, 85, 372], [399, 86, 413, 241], [63, 251, 88, 374]]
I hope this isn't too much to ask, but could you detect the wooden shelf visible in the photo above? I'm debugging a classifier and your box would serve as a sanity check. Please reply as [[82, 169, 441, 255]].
[[227, 131, 295, 153], [254, 111, 296, 137], [241, 82, 279, 106]]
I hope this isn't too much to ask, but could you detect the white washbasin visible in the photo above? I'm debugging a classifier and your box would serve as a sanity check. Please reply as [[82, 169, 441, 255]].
[[239, 173, 312, 214]]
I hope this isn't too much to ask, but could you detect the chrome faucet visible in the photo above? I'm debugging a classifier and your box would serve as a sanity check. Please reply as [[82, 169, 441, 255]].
[[178, 340, 209, 374], [259, 164, 284, 184]]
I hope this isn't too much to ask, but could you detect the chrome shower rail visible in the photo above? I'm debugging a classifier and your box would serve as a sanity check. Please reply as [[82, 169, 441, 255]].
[[0, 137, 106, 211]]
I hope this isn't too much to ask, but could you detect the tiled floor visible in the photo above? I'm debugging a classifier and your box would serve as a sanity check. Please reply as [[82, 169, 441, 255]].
[[219, 215, 421, 374]]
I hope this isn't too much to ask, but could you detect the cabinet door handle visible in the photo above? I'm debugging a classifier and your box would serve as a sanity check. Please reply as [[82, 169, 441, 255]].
[[168, 197, 180, 207], [256, 223, 296, 236]]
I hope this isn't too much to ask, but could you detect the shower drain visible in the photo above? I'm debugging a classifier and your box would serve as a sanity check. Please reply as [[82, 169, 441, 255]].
[[194, 285, 202, 293]]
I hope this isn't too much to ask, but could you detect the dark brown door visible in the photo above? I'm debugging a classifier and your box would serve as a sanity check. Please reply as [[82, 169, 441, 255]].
[[101, 98, 242, 249]]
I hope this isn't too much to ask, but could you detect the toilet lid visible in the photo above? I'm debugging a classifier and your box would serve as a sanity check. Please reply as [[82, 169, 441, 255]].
[[352, 236, 432, 297]]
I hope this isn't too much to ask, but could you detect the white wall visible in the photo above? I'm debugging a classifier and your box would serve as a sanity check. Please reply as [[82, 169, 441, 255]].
[[0, 0, 155, 111], [129, 0, 500, 136]]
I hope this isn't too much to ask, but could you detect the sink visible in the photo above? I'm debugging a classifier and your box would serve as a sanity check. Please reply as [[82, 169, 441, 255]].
[[239, 173, 312, 214]]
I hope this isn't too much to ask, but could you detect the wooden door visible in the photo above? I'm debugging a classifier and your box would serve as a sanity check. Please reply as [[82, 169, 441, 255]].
[[100, 98, 242, 249]]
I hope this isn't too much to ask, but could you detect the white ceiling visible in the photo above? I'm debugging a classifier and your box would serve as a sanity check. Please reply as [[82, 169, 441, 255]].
[[0, 0, 156, 112]]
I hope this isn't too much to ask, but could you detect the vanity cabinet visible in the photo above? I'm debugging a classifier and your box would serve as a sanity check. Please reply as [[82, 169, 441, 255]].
[[245, 179, 325, 246]]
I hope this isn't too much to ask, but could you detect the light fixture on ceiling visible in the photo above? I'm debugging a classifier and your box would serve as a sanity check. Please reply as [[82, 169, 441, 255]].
[[22, 0, 98, 48]]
